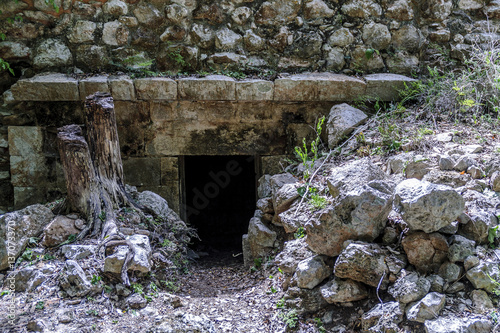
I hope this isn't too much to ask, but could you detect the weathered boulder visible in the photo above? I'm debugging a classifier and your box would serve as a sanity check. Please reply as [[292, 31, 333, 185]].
[[41, 215, 84, 247], [215, 27, 242, 50], [61, 245, 96, 260], [458, 190, 499, 244], [388, 271, 431, 304], [294, 255, 331, 289], [361, 302, 404, 332], [67, 20, 96, 44], [126, 293, 147, 309], [103, 0, 128, 16], [149, 313, 216, 333], [306, 180, 393, 257], [341, 0, 382, 18], [13, 263, 56, 292], [320, 278, 368, 303], [247, 217, 277, 258], [257, 174, 272, 198], [304, 0, 335, 20], [471, 289, 494, 312], [327, 103, 368, 148], [447, 235, 475, 263], [326, 158, 388, 197], [424, 315, 492, 333], [362, 22, 391, 50], [59, 260, 92, 297], [285, 286, 329, 314], [275, 238, 315, 274], [401, 232, 449, 273], [406, 292, 446, 323], [256, 198, 274, 214], [133, 4, 164, 27], [273, 182, 301, 215], [255, 0, 302, 25], [33, 39, 73, 69], [334, 242, 406, 289], [466, 261, 500, 293], [492, 171, 500, 191], [438, 261, 462, 282], [0, 204, 54, 270], [104, 234, 152, 274], [270, 173, 297, 200], [136, 190, 186, 228], [393, 179, 465, 233]]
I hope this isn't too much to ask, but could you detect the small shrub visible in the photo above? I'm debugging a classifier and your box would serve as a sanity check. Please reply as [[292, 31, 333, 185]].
[[308, 194, 328, 211], [294, 227, 305, 239], [279, 309, 299, 329], [35, 301, 44, 310]]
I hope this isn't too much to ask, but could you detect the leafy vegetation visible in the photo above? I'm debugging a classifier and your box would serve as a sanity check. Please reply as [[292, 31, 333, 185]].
[[278, 309, 299, 329], [294, 116, 326, 180]]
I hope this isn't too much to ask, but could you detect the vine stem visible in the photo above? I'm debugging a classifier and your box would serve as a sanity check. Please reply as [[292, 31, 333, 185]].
[[293, 108, 390, 216]]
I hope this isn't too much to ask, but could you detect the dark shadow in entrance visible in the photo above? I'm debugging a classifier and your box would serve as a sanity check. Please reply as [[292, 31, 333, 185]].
[[184, 156, 256, 253]]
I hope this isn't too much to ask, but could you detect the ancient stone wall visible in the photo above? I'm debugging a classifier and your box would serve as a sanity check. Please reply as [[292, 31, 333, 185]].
[[0, 0, 498, 77], [0, 72, 411, 213]]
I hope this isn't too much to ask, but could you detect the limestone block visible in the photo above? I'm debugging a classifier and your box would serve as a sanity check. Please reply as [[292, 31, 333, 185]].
[[79, 75, 110, 100], [11, 73, 79, 101], [134, 78, 177, 100], [0, 41, 31, 61], [235, 80, 274, 101], [8, 126, 43, 156], [274, 73, 366, 101], [13, 187, 48, 209], [178, 75, 236, 100], [67, 20, 96, 44], [33, 39, 72, 69], [364, 73, 416, 101], [102, 21, 129, 46], [109, 76, 135, 100], [10, 155, 48, 186], [255, 0, 301, 25], [161, 157, 179, 184], [123, 157, 161, 186]]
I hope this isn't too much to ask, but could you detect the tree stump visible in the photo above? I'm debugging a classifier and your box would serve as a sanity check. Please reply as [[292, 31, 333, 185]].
[[57, 92, 142, 285]]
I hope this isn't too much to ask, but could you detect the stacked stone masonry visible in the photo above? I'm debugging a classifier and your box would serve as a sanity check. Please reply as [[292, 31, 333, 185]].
[[0, 0, 498, 75], [2, 73, 413, 213]]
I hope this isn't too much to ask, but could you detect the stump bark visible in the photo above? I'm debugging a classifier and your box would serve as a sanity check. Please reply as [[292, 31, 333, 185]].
[[57, 92, 141, 285]]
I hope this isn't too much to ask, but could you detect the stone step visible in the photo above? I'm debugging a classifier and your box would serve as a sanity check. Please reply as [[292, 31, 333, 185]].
[[11, 72, 416, 102]]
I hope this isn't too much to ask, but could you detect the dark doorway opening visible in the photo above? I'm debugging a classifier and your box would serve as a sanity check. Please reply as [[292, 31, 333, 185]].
[[184, 156, 257, 253]]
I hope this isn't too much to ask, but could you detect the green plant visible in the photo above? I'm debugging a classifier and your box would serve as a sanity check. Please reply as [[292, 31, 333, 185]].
[[42, 254, 55, 261], [267, 286, 278, 294], [132, 283, 144, 295], [167, 46, 187, 68], [161, 239, 173, 247], [314, 318, 326, 333], [294, 227, 306, 239], [86, 309, 99, 316], [294, 116, 326, 180], [378, 120, 402, 152], [35, 301, 45, 310], [276, 298, 285, 309], [308, 194, 328, 211], [163, 280, 179, 292], [488, 225, 499, 247], [57, 234, 76, 247], [365, 48, 380, 60], [91, 275, 102, 285], [279, 309, 299, 329], [0, 290, 9, 297]]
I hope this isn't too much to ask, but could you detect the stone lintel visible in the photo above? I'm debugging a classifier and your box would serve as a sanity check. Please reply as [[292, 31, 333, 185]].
[[109, 75, 136, 101], [11, 73, 79, 101], [274, 73, 367, 101], [79, 75, 110, 100], [178, 75, 236, 100], [364, 73, 417, 101], [134, 77, 177, 100], [236, 80, 274, 101]]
